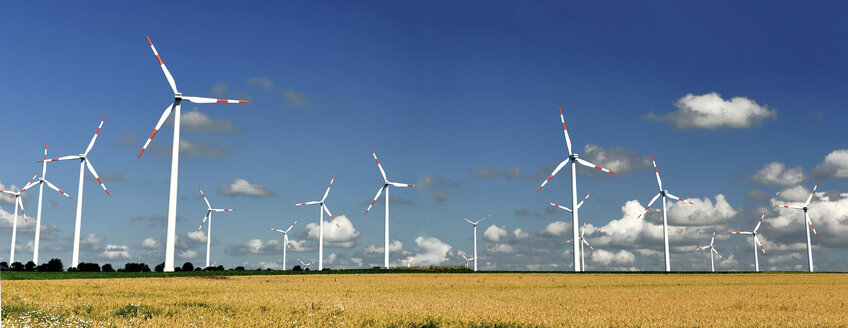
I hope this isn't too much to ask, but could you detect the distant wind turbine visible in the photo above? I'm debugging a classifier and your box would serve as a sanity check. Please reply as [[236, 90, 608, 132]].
[[536, 107, 616, 272], [138, 36, 249, 272], [399, 256, 415, 268], [0, 172, 39, 264], [634, 156, 695, 272], [196, 187, 236, 269], [364, 149, 416, 269], [774, 182, 820, 272], [729, 211, 768, 272], [695, 229, 722, 272], [463, 216, 489, 272], [459, 252, 474, 269], [293, 176, 339, 271], [549, 192, 594, 271], [298, 258, 314, 270], [270, 219, 299, 270], [25, 145, 74, 265]]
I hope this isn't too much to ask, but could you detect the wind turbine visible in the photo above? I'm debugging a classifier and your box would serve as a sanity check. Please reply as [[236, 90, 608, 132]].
[[37, 115, 110, 268], [138, 36, 249, 272], [463, 216, 489, 272], [1, 172, 39, 264], [634, 156, 694, 272], [460, 252, 474, 269], [270, 219, 299, 270], [729, 212, 768, 272], [399, 256, 414, 268], [293, 176, 339, 271], [695, 229, 722, 272], [536, 107, 616, 272], [297, 258, 314, 270], [364, 149, 416, 269], [196, 187, 236, 269], [565, 220, 594, 272], [774, 182, 820, 272], [25, 145, 74, 265]]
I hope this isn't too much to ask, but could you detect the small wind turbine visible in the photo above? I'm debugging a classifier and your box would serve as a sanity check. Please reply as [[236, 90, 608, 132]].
[[364, 149, 416, 269], [196, 187, 236, 269], [297, 258, 314, 270], [460, 252, 474, 269], [463, 216, 489, 272], [774, 182, 820, 272], [293, 176, 339, 271], [25, 145, 74, 265], [536, 107, 616, 272], [38, 115, 110, 269], [1, 172, 39, 264], [565, 220, 594, 271], [729, 211, 768, 272], [635, 156, 695, 272], [399, 256, 415, 268], [138, 36, 249, 272], [695, 229, 722, 272], [270, 219, 299, 270]]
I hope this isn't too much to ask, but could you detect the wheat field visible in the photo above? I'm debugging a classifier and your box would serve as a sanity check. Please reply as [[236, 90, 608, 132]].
[[2, 273, 847, 327]]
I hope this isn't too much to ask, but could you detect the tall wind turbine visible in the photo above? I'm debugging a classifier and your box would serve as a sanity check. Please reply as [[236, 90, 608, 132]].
[[138, 36, 249, 272], [565, 220, 594, 271], [293, 176, 339, 271], [729, 211, 768, 272], [270, 219, 298, 270], [460, 252, 474, 269], [634, 156, 694, 272], [38, 115, 110, 268], [695, 229, 722, 272], [1, 172, 39, 264], [463, 216, 488, 272], [536, 107, 616, 272], [364, 149, 416, 269], [26, 145, 74, 265], [196, 187, 236, 269], [774, 182, 820, 272], [399, 256, 415, 268]]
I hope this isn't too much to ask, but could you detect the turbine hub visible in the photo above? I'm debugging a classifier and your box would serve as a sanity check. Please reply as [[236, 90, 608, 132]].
[[174, 93, 182, 99], [570, 153, 579, 159]]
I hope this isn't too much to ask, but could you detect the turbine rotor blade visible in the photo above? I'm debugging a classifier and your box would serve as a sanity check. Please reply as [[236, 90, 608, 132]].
[[323, 205, 339, 227], [39, 155, 82, 163], [43, 180, 73, 200], [85, 114, 107, 156], [664, 192, 694, 204], [807, 216, 818, 238], [293, 201, 320, 206], [728, 231, 753, 235], [537, 158, 570, 192], [559, 107, 572, 155], [388, 182, 415, 188], [576, 158, 616, 175], [754, 236, 766, 255], [804, 182, 819, 207], [546, 202, 572, 213], [85, 160, 110, 196], [636, 193, 662, 219], [139, 103, 175, 158], [774, 204, 803, 209], [576, 192, 592, 209], [146, 36, 179, 94], [285, 219, 299, 233], [371, 148, 388, 182], [754, 212, 765, 232], [364, 186, 385, 215], [199, 187, 212, 209], [197, 211, 210, 232], [182, 96, 249, 104], [651, 156, 663, 191], [212, 208, 235, 212], [321, 176, 335, 203], [17, 197, 27, 223]]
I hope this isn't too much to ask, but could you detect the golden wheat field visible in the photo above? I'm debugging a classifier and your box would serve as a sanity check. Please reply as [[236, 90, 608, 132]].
[[2, 273, 847, 327]]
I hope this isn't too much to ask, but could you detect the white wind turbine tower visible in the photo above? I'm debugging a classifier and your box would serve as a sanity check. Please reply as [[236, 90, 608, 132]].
[[399, 256, 414, 268], [1, 172, 39, 264], [729, 212, 768, 272], [38, 115, 110, 268], [536, 107, 616, 272], [634, 156, 695, 272], [548, 192, 593, 271], [26, 145, 74, 265], [463, 216, 489, 272], [297, 258, 314, 270], [364, 149, 416, 269], [293, 176, 339, 271], [270, 219, 299, 270], [138, 36, 249, 272], [196, 187, 236, 269], [774, 182, 820, 272], [459, 252, 474, 269], [695, 229, 722, 272]]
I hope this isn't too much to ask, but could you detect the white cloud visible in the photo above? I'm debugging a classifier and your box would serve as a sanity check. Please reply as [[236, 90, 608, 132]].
[[140, 237, 160, 249], [412, 236, 452, 266], [483, 225, 508, 242], [178, 249, 198, 259], [179, 139, 226, 158], [813, 149, 848, 179], [226, 238, 284, 255], [304, 215, 361, 248], [776, 185, 812, 203], [581, 144, 652, 176], [487, 244, 516, 254], [175, 108, 241, 135], [363, 239, 402, 255], [513, 228, 529, 239], [650, 92, 777, 129], [186, 230, 208, 243], [102, 245, 131, 260], [665, 194, 739, 226], [752, 162, 807, 187], [0, 180, 21, 205], [591, 249, 636, 266], [539, 221, 569, 237], [218, 178, 276, 198]]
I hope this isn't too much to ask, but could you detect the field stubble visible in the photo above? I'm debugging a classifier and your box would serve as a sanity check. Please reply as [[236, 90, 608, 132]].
[[2, 273, 847, 327]]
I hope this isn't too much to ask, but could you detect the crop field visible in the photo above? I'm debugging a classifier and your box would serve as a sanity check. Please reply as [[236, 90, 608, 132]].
[[2, 272, 847, 327]]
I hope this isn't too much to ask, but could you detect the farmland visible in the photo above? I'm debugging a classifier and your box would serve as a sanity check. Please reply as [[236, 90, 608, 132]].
[[2, 272, 847, 327]]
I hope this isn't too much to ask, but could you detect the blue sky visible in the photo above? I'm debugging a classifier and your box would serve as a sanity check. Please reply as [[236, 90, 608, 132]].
[[2, 1, 847, 271]]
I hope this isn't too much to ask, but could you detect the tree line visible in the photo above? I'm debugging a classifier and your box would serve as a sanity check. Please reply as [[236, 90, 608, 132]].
[[0, 259, 315, 272]]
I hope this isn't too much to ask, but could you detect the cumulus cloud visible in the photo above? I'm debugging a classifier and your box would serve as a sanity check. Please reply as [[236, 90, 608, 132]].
[[812, 149, 848, 179], [248, 77, 311, 107], [102, 245, 132, 260], [592, 249, 636, 266], [140, 237, 160, 249], [0, 180, 22, 205], [412, 236, 452, 266], [483, 225, 508, 242], [363, 239, 403, 255], [752, 162, 807, 187], [218, 178, 276, 198], [304, 215, 361, 248], [649, 92, 777, 130], [487, 244, 516, 254], [665, 194, 739, 226], [179, 139, 226, 158], [468, 166, 522, 180], [178, 249, 198, 259], [513, 228, 529, 239], [539, 221, 569, 237], [186, 230, 208, 243], [776, 185, 813, 203], [170, 108, 242, 135], [581, 144, 652, 176], [226, 238, 284, 255]]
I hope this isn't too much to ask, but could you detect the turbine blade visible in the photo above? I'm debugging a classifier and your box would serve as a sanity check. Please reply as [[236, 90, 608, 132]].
[[755, 237, 767, 255], [199, 187, 212, 209], [364, 186, 385, 215], [754, 211, 765, 232], [807, 216, 818, 238], [576, 192, 592, 209], [293, 201, 320, 206], [546, 201, 572, 213], [388, 182, 416, 188], [576, 158, 616, 175], [536, 158, 570, 192], [371, 148, 388, 182], [43, 180, 73, 200], [774, 204, 803, 210], [323, 205, 339, 227], [269, 228, 285, 233], [728, 231, 753, 235], [565, 239, 574, 244], [583, 239, 594, 250], [710, 230, 716, 246], [17, 197, 27, 223], [182, 96, 249, 104], [651, 156, 663, 191], [212, 208, 235, 212], [636, 193, 662, 219], [285, 219, 299, 233], [85, 114, 107, 156], [146, 36, 179, 94], [139, 103, 175, 158], [559, 107, 573, 155], [321, 176, 335, 203], [85, 160, 110, 196], [38, 155, 82, 163], [197, 211, 210, 231], [712, 248, 722, 258], [804, 182, 819, 207], [464, 218, 475, 225], [664, 192, 694, 204]]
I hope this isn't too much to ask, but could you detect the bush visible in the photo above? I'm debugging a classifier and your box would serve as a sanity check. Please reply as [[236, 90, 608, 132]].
[[25, 261, 36, 271], [155, 262, 165, 272], [0, 262, 8, 271], [234, 266, 245, 271], [10, 262, 24, 271], [102, 263, 115, 272], [123, 263, 151, 272], [78, 262, 101, 272], [292, 265, 303, 271], [182, 262, 194, 272]]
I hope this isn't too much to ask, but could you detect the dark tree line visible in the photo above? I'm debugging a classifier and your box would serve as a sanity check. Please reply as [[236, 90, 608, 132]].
[[0, 259, 235, 272]]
